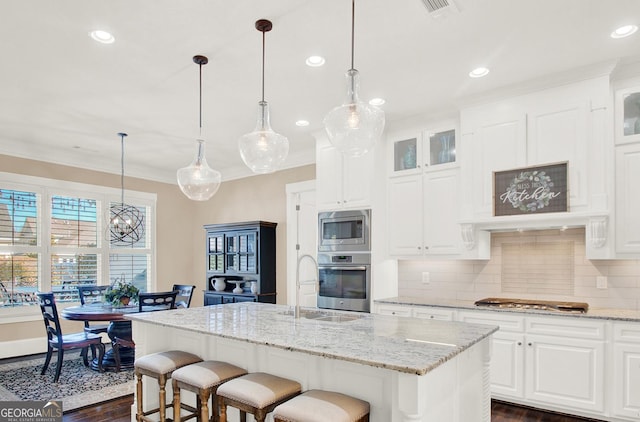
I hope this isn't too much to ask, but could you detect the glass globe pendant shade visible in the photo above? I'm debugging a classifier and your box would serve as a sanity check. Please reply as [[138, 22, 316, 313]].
[[177, 139, 222, 201], [324, 69, 385, 158], [238, 100, 289, 174]]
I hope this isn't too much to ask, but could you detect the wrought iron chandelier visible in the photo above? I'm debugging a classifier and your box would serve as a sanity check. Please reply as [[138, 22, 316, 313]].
[[110, 132, 144, 245]]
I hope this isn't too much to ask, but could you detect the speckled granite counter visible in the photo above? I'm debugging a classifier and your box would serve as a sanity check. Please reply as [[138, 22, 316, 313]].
[[376, 296, 640, 322], [125, 302, 497, 376]]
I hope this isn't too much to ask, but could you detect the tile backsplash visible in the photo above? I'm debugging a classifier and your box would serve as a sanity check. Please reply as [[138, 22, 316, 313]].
[[397, 228, 640, 310]]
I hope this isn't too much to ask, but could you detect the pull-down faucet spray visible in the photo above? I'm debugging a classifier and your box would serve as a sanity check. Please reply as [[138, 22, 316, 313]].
[[295, 254, 318, 319]]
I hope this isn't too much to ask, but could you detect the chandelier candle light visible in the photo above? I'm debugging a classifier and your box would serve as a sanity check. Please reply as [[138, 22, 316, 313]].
[[324, 0, 385, 157], [177, 55, 222, 201], [110, 132, 144, 246], [238, 19, 289, 174]]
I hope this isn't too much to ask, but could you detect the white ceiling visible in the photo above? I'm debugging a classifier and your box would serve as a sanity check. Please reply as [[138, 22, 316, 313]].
[[1, 0, 639, 184]]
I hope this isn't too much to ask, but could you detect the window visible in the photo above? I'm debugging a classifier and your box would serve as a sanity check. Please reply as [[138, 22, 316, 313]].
[[0, 172, 155, 315]]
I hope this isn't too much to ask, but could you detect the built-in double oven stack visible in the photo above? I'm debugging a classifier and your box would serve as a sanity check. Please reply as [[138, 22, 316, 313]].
[[317, 209, 371, 313]]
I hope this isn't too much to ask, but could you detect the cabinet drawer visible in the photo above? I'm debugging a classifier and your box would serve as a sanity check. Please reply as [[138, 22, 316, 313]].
[[376, 304, 412, 317], [526, 316, 605, 340], [614, 322, 640, 343], [412, 307, 455, 321], [457, 310, 524, 332]]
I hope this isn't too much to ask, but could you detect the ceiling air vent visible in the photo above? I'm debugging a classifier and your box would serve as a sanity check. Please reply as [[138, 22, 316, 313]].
[[421, 0, 459, 18]]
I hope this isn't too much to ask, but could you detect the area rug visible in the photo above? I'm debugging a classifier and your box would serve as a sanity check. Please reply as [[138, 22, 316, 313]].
[[0, 353, 134, 413]]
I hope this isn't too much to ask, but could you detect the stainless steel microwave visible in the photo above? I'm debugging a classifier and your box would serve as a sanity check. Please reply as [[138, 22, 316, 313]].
[[317, 209, 371, 252]]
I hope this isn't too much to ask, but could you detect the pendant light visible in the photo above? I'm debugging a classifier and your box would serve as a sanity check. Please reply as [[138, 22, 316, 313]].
[[238, 19, 289, 174], [323, 0, 385, 158], [177, 55, 222, 201], [110, 132, 145, 246]]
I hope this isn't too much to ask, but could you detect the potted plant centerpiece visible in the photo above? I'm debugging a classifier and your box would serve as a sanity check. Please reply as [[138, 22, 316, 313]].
[[106, 279, 140, 307]]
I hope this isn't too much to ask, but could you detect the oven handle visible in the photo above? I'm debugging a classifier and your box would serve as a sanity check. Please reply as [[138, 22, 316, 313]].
[[319, 266, 368, 271]]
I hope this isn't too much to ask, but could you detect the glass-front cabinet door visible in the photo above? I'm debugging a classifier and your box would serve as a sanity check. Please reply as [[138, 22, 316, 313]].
[[226, 231, 257, 274], [389, 123, 457, 176], [428, 129, 456, 166], [207, 234, 224, 273], [616, 86, 640, 144]]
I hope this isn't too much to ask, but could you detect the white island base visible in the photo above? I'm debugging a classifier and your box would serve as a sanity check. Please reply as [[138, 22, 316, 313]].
[[127, 304, 493, 422]]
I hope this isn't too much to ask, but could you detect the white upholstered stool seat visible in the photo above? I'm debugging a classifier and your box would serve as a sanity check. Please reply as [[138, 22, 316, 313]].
[[273, 390, 370, 422], [217, 372, 301, 422], [171, 360, 247, 422], [134, 350, 203, 422]]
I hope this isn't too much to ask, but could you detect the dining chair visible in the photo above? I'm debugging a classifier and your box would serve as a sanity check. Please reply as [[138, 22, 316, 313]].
[[112, 290, 179, 372], [172, 284, 196, 308], [76, 285, 110, 335], [138, 291, 179, 312], [36, 292, 105, 382]]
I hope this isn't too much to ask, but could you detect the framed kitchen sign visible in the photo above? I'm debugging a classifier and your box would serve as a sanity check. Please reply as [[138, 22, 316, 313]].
[[493, 162, 568, 216]]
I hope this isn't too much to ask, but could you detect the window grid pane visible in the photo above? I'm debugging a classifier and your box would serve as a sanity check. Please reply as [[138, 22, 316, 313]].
[[50, 254, 98, 302], [109, 254, 148, 293], [0, 253, 38, 306], [0, 190, 37, 246], [51, 196, 97, 247]]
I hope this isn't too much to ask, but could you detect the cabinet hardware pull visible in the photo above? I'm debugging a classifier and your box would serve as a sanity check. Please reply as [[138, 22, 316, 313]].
[[528, 342, 532, 346], [517, 342, 522, 346]]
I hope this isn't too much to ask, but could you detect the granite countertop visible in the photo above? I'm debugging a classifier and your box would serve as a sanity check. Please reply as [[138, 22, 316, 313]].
[[125, 302, 497, 376], [376, 296, 640, 322]]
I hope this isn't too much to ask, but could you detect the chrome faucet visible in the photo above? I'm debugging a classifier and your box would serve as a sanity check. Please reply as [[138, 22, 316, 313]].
[[295, 254, 318, 319]]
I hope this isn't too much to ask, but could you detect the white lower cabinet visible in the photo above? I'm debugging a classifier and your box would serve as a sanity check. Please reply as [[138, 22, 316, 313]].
[[379, 304, 639, 421], [613, 323, 640, 420], [458, 311, 607, 419]]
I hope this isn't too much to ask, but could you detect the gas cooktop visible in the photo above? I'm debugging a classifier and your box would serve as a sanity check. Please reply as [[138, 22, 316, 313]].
[[474, 297, 589, 313]]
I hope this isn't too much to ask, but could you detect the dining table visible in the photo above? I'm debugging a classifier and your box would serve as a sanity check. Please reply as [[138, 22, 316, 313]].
[[61, 303, 140, 372]]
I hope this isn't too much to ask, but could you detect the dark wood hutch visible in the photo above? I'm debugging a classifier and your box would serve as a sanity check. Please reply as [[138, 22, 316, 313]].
[[203, 221, 277, 305]]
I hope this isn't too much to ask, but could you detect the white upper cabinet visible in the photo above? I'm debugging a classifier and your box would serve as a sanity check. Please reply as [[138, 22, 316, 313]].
[[315, 134, 374, 211], [615, 143, 640, 255], [389, 125, 457, 177], [615, 85, 640, 145], [460, 76, 609, 219]]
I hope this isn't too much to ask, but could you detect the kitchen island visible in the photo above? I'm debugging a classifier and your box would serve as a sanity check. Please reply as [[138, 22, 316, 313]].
[[126, 302, 497, 422]]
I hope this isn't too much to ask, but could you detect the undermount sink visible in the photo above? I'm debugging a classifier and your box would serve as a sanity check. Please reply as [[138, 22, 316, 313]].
[[282, 309, 364, 323]]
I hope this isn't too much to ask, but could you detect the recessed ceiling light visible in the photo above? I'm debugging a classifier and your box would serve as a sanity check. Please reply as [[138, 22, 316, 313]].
[[295, 120, 310, 127], [90, 30, 115, 44], [469, 67, 490, 78], [369, 98, 386, 106], [611, 24, 638, 39], [305, 55, 326, 67]]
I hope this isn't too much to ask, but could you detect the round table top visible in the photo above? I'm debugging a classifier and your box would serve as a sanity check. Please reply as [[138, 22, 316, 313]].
[[62, 303, 140, 321]]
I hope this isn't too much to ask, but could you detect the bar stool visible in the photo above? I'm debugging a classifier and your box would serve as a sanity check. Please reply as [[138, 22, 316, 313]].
[[273, 390, 370, 422], [171, 360, 247, 422], [217, 372, 301, 422], [134, 350, 203, 422]]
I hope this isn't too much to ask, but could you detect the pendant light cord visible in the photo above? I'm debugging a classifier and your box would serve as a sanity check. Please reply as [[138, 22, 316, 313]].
[[351, 0, 355, 71], [261, 29, 266, 103], [198, 61, 203, 137], [118, 133, 127, 205]]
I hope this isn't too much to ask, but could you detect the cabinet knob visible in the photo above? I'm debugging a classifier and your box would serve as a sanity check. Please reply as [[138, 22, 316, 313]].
[[517, 342, 522, 346], [528, 342, 532, 347], [429, 315, 434, 319], [417, 246, 421, 250], [391, 311, 396, 315]]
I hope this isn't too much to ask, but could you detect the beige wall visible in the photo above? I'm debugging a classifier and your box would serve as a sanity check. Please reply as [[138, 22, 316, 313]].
[[0, 153, 315, 348]]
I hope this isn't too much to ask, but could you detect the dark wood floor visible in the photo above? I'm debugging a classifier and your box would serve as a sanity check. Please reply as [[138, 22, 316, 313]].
[[63, 396, 601, 422]]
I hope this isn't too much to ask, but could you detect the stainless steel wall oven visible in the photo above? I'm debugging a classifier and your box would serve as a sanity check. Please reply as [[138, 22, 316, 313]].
[[317, 253, 370, 313]]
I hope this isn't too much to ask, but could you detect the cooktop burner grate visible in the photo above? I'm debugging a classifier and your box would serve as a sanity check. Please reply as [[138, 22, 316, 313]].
[[474, 297, 588, 313]]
